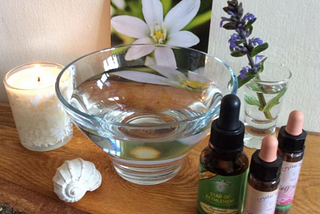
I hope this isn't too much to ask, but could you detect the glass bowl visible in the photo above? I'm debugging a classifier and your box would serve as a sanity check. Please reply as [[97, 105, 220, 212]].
[[55, 44, 237, 185]]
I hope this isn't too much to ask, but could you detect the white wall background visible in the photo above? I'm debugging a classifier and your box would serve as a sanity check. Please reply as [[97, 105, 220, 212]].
[[0, 0, 319, 132], [209, 0, 320, 132], [0, 0, 110, 100]]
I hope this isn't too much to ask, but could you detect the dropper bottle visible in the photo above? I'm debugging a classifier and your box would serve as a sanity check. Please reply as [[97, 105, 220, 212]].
[[243, 135, 283, 213], [197, 94, 248, 214], [275, 111, 307, 214]]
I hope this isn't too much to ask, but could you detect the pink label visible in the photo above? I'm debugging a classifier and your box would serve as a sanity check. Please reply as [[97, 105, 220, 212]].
[[276, 160, 302, 207], [243, 184, 278, 214]]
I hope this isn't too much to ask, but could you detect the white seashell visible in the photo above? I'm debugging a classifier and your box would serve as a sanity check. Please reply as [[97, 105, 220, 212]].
[[52, 158, 102, 203]]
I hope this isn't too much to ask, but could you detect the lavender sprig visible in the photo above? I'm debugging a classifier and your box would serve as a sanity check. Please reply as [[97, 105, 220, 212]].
[[221, 0, 268, 88], [221, 0, 273, 119]]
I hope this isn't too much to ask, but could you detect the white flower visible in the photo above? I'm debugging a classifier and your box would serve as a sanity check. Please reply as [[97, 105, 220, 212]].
[[112, 65, 210, 90], [112, 0, 126, 10], [111, 65, 223, 115], [111, 0, 200, 67]]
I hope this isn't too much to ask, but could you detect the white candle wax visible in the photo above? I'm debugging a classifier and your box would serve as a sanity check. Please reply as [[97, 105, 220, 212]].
[[3, 62, 73, 151]]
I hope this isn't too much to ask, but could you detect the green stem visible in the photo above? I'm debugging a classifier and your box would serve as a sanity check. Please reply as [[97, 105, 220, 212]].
[[256, 92, 273, 119], [246, 55, 273, 120]]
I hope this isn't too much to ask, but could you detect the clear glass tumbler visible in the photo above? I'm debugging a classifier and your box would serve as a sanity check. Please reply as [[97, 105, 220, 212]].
[[244, 64, 292, 149]]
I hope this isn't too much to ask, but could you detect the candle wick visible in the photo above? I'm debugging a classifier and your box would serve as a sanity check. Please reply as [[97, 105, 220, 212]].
[[38, 76, 40, 82]]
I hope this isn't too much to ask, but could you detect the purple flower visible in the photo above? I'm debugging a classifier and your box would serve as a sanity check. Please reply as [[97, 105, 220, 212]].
[[228, 34, 240, 48], [221, 1, 269, 89], [249, 38, 263, 46], [236, 28, 249, 38], [239, 66, 250, 78], [243, 13, 255, 22], [227, 11, 235, 16], [235, 45, 248, 53], [254, 55, 264, 64]]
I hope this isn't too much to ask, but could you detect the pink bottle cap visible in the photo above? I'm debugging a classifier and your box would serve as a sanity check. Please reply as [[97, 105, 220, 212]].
[[259, 135, 278, 163], [285, 110, 304, 136]]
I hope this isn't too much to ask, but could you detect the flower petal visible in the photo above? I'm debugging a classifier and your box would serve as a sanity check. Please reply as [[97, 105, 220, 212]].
[[167, 31, 200, 47], [125, 38, 156, 61], [112, 0, 126, 10], [164, 0, 200, 32], [142, 0, 164, 28], [154, 47, 177, 67], [111, 71, 171, 86], [145, 56, 156, 66], [148, 65, 186, 80], [133, 37, 154, 44], [111, 15, 149, 38]]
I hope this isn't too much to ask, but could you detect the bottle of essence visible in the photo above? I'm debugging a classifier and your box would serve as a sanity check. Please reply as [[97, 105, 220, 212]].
[[243, 135, 283, 214], [197, 94, 249, 214], [275, 111, 307, 214]]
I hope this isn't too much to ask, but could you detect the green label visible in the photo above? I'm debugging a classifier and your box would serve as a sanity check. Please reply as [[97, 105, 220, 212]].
[[197, 163, 248, 214], [276, 203, 292, 211]]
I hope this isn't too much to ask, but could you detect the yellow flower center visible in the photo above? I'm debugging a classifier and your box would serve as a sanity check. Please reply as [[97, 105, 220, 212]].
[[155, 30, 164, 41], [150, 21, 167, 44], [181, 80, 209, 90]]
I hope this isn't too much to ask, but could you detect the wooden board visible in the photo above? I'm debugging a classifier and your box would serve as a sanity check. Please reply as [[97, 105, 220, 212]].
[[0, 103, 319, 214]]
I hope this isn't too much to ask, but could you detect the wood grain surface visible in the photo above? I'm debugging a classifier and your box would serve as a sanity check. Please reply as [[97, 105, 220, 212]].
[[0, 102, 319, 214]]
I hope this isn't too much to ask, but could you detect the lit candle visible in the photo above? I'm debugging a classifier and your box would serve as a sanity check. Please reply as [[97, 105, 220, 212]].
[[3, 62, 73, 151]]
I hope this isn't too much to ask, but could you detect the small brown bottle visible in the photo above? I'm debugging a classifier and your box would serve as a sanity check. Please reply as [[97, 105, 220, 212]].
[[197, 94, 249, 214], [243, 135, 283, 214], [275, 111, 307, 214]]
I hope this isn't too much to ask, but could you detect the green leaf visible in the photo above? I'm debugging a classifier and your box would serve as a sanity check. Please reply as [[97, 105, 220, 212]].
[[126, 1, 143, 19], [235, 40, 245, 45], [231, 51, 246, 57], [244, 94, 260, 106], [184, 11, 212, 30], [247, 25, 253, 36], [245, 18, 256, 30], [237, 73, 255, 88], [262, 88, 287, 113], [223, 22, 237, 30], [248, 83, 263, 92], [251, 43, 269, 57], [245, 19, 255, 36], [161, 0, 172, 16], [258, 57, 268, 73]]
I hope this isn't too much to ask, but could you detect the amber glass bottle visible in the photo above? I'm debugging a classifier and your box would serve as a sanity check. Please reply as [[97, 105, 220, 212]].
[[197, 94, 249, 214], [243, 136, 283, 213], [275, 150, 304, 214], [275, 111, 307, 214]]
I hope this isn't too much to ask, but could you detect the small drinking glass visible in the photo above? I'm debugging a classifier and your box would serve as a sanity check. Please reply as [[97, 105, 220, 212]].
[[244, 63, 292, 149]]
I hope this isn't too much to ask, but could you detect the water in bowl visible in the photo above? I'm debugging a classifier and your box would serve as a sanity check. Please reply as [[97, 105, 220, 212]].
[[70, 66, 222, 184]]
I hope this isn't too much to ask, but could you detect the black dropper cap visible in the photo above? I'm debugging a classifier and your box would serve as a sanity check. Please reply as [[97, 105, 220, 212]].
[[209, 94, 244, 154], [250, 151, 282, 182], [278, 127, 307, 153]]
